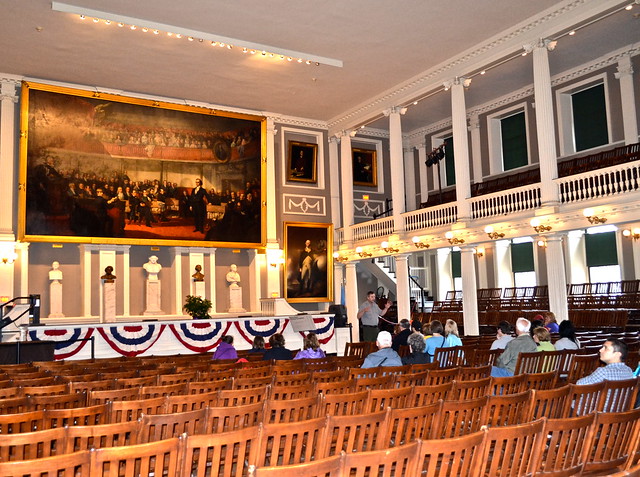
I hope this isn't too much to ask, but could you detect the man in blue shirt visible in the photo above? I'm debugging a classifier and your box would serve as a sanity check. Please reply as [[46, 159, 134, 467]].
[[361, 331, 402, 368], [577, 339, 634, 385]]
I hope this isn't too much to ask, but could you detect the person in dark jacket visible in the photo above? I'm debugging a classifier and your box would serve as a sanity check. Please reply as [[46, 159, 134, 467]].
[[212, 335, 237, 360], [402, 332, 430, 365], [262, 333, 293, 361], [392, 318, 412, 352]]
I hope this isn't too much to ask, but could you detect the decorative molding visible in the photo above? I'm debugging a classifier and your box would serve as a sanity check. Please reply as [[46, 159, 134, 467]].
[[354, 199, 384, 218], [283, 194, 326, 216], [358, 127, 389, 139]]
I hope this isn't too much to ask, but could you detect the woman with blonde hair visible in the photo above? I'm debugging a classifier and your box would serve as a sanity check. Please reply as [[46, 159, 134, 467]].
[[294, 332, 325, 360], [444, 319, 463, 347]]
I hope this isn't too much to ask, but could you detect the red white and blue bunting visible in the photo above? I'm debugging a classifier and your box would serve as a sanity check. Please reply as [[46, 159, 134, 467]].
[[305, 316, 335, 344], [29, 327, 94, 360], [168, 321, 232, 353], [233, 319, 288, 345], [97, 324, 166, 357]]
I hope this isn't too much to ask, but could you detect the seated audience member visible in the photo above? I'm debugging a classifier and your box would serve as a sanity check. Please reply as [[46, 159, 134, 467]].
[[533, 327, 556, 352], [422, 322, 432, 339], [424, 320, 446, 362], [294, 332, 325, 360], [262, 333, 293, 361], [444, 319, 463, 347], [530, 315, 544, 336], [543, 312, 559, 333], [361, 331, 403, 368], [402, 332, 430, 365], [212, 335, 238, 360], [411, 317, 423, 333], [577, 339, 634, 385], [554, 320, 581, 350], [392, 319, 412, 351], [491, 317, 538, 377], [491, 321, 514, 350], [248, 335, 265, 353]]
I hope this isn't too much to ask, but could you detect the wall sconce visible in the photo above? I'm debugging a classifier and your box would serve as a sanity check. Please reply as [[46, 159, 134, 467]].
[[475, 247, 485, 257], [355, 247, 372, 258], [484, 225, 505, 240], [267, 249, 285, 268], [530, 218, 552, 233], [537, 239, 547, 248], [412, 236, 430, 249], [622, 228, 640, 240], [0, 247, 18, 265], [445, 231, 465, 245], [381, 241, 399, 253], [583, 208, 607, 225], [332, 252, 349, 262]]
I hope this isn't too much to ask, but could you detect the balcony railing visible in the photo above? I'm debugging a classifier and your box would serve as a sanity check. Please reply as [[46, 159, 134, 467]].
[[352, 216, 394, 242], [470, 183, 541, 220], [404, 202, 458, 231], [557, 160, 640, 204]]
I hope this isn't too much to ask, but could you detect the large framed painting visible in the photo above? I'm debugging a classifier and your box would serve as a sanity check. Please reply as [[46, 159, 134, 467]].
[[287, 141, 317, 183], [284, 222, 333, 303], [19, 82, 266, 248], [352, 147, 377, 187]]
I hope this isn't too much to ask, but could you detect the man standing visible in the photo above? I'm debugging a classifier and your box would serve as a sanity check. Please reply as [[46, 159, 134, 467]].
[[190, 178, 209, 233], [361, 331, 402, 368], [357, 291, 392, 342], [491, 317, 537, 377]]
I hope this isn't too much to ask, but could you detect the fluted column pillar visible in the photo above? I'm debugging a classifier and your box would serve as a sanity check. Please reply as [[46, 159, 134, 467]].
[[615, 55, 638, 145], [469, 113, 483, 185], [328, 137, 342, 228], [345, 262, 359, 341], [338, 131, 354, 244], [0, 77, 19, 239], [403, 147, 416, 211], [385, 107, 407, 232], [460, 245, 479, 336], [265, 118, 281, 298], [528, 39, 559, 206], [394, 254, 411, 321], [447, 78, 472, 220], [544, 233, 569, 323], [416, 144, 429, 202]]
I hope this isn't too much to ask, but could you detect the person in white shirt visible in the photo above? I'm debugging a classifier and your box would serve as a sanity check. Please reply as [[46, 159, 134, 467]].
[[491, 321, 514, 350]]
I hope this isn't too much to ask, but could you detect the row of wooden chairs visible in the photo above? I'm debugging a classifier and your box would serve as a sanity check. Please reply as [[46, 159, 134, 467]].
[[1, 408, 639, 476]]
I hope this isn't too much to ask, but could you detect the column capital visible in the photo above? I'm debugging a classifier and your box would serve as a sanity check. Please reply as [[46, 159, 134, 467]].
[[444, 77, 472, 91], [615, 55, 634, 79], [469, 114, 480, 129], [523, 38, 557, 54], [383, 106, 407, 117], [0, 80, 19, 104]]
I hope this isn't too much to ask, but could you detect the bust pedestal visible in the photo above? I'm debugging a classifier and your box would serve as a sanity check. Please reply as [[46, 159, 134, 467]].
[[144, 280, 164, 315], [49, 281, 65, 318], [102, 281, 116, 323], [228, 286, 245, 313], [193, 281, 205, 299]]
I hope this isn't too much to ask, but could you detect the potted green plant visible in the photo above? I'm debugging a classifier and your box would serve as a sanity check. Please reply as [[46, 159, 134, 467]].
[[183, 295, 212, 320]]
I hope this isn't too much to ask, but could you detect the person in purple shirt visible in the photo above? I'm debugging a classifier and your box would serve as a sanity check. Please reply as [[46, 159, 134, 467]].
[[212, 335, 238, 360], [294, 332, 325, 360], [543, 312, 559, 334]]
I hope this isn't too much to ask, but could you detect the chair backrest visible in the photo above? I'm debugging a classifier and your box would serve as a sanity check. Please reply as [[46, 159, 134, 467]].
[[165, 390, 218, 413], [353, 374, 395, 391], [272, 372, 312, 387], [320, 389, 369, 416], [340, 440, 420, 477], [434, 346, 469, 367], [324, 409, 390, 457], [89, 436, 181, 477], [315, 379, 355, 395], [530, 385, 571, 420], [0, 410, 45, 434], [394, 370, 430, 387], [263, 394, 321, 424], [232, 376, 274, 390], [409, 382, 453, 407], [140, 383, 188, 399], [257, 417, 327, 467], [490, 374, 527, 395], [217, 384, 270, 406], [482, 390, 534, 427], [585, 408, 640, 474], [311, 369, 347, 383], [344, 342, 374, 359], [450, 377, 492, 401], [366, 386, 412, 412], [0, 426, 68, 461], [567, 354, 600, 383], [138, 408, 208, 443], [415, 431, 486, 477], [248, 454, 343, 477], [28, 392, 87, 410], [385, 401, 443, 446], [65, 420, 141, 452], [514, 351, 543, 375], [457, 364, 492, 381], [426, 367, 460, 385], [89, 387, 142, 405], [564, 382, 606, 417], [109, 396, 166, 422], [44, 403, 109, 428], [20, 383, 69, 397], [432, 396, 488, 439], [0, 449, 91, 477], [598, 377, 640, 413], [525, 370, 558, 390], [206, 401, 265, 434]]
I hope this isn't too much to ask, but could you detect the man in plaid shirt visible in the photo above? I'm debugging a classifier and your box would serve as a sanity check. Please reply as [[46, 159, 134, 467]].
[[577, 339, 634, 385]]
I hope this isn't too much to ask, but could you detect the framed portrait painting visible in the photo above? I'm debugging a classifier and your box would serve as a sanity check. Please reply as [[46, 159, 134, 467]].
[[19, 81, 266, 248], [287, 141, 317, 183], [284, 222, 333, 303], [352, 148, 377, 187]]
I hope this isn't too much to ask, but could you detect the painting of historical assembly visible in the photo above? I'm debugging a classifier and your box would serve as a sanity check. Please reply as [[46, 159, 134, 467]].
[[20, 83, 265, 246], [284, 222, 332, 303]]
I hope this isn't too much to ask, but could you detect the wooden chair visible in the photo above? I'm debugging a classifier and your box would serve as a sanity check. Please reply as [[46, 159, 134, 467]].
[[535, 413, 596, 476], [366, 386, 412, 412], [319, 389, 369, 416], [109, 396, 166, 422], [348, 367, 379, 379], [196, 369, 236, 382], [340, 440, 420, 476], [187, 379, 232, 395], [205, 402, 264, 433], [183, 427, 260, 477], [165, 390, 218, 413], [0, 410, 45, 434], [526, 370, 558, 390], [409, 382, 453, 407], [263, 395, 320, 424], [140, 383, 188, 399], [457, 364, 492, 380], [353, 374, 395, 391], [272, 372, 312, 387], [598, 377, 640, 413], [408, 362, 440, 373], [490, 374, 527, 395], [0, 426, 67, 461], [377, 364, 411, 376], [138, 408, 207, 443], [20, 383, 68, 397], [478, 418, 546, 477], [315, 380, 355, 395], [234, 366, 273, 380], [472, 348, 504, 367], [514, 351, 543, 375], [232, 376, 274, 390], [563, 382, 605, 417], [248, 454, 343, 477], [28, 391, 86, 410], [450, 377, 492, 401], [0, 449, 91, 477], [432, 396, 488, 439], [584, 408, 640, 475], [0, 386, 20, 399], [0, 397, 29, 415], [323, 410, 389, 457], [44, 403, 108, 428], [311, 369, 347, 383], [344, 341, 374, 359], [425, 367, 460, 385], [385, 401, 442, 446], [394, 369, 430, 387], [270, 383, 316, 400], [530, 385, 571, 420], [434, 346, 472, 367], [68, 378, 115, 395], [415, 431, 486, 476], [567, 353, 600, 383], [256, 417, 327, 467], [157, 371, 198, 385], [89, 436, 181, 477], [482, 390, 533, 427], [303, 357, 337, 373], [88, 387, 141, 405], [271, 361, 306, 375], [216, 385, 270, 406]]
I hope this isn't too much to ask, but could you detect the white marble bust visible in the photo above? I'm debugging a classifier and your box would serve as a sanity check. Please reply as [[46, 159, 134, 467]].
[[143, 255, 162, 281], [49, 261, 62, 281], [226, 264, 241, 288]]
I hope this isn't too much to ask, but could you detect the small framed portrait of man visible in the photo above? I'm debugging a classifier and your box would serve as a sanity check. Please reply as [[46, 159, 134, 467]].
[[352, 148, 377, 187], [287, 141, 317, 183]]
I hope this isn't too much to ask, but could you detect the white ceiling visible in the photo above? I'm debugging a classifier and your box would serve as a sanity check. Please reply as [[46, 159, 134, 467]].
[[1, 0, 638, 134]]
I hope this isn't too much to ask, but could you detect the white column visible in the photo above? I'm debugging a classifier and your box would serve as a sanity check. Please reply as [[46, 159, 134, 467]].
[[529, 40, 560, 206], [265, 118, 281, 298], [615, 55, 638, 145], [448, 78, 472, 220], [469, 113, 483, 185], [631, 237, 640, 280], [345, 262, 359, 341], [394, 254, 411, 321], [494, 240, 514, 290], [0, 77, 19, 239], [98, 249, 117, 322], [460, 245, 479, 336], [208, 249, 217, 313], [544, 233, 569, 323], [328, 137, 342, 228], [477, 243, 489, 289], [417, 144, 429, 202], [436, 248, 452, 301], [79, 245, 95, 318], [333, 263, 344, 306], [339, 132, 354, 244], [248, 249, 260, 312], [121, 246, 131, 317], [567, 231, 588, 284], [385, 107, 407, 232], [403, 147, 416, 211], [15, 242, 29, 298], [172, 248, 185, 314]]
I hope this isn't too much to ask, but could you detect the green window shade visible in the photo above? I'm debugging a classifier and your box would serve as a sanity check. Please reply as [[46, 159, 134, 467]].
[[572, 84, 608, 152], [444, 137, 456, 186], [585, 231, 618, 267], [511, 242, 534, 273], [451, 250, 461, 278], [501, 112, 528, 171]]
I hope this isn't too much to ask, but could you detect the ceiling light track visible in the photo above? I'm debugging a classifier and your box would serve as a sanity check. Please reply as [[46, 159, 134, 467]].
[[52, 1, 343, 68]]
